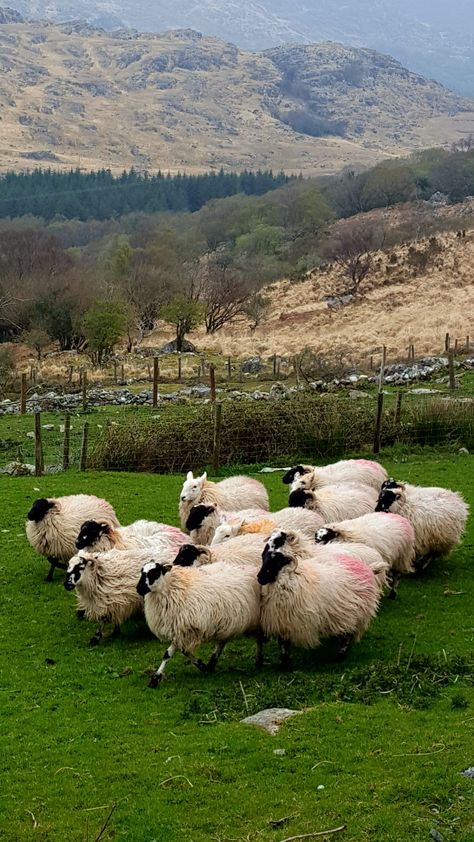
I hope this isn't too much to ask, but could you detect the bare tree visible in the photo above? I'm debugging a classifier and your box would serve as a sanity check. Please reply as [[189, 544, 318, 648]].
[[322, 220, 385, 296]]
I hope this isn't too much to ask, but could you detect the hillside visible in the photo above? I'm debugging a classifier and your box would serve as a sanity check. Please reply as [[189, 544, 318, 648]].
[[9, 1, 474, 95], [1, 19, 474, 176], [155, 216, 474, 363]]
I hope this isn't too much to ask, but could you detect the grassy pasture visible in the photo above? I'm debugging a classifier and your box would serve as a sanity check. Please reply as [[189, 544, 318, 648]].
[[1, 458, 473, 841]]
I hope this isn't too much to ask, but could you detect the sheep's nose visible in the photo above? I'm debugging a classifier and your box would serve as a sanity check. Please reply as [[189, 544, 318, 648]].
[[181, 495, 186, 501]]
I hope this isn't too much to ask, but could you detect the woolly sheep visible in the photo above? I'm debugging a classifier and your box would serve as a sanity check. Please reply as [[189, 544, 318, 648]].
[[375, 479, 469, 569], [211, 507, 325, 545], [185, 504, 266, 546], [316, 512, 416, 598], [283, 459, 388, 492], [179, 471, 269, 530], [75, 519, 188, 553], [258, 530, 387, 667], [289, 483, 378, 522], [173, 533, 266, 568], [137, 558, 262, 687], [26, 495, 119, 581], [64, 547, 173, 646]]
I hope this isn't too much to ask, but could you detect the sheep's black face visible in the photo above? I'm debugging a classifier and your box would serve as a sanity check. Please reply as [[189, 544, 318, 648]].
[[64, 558, 88, 591], [137, 562, 168, 596], [174, 545, 202, 567], [262, 531, 287, 562], [27, 498, 55, 522], [315, 527, 337, 544], [375, 489, 397, 513], [381, 478, 399, 491], [289, 489, 310, 508], [258, 552, 290, 585], [186, 505, 215, 532], [76, 520, 106, 550], [282, 466, 306, 485]]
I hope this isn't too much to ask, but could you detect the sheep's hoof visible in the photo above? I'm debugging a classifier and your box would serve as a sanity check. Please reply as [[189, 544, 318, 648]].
[[89, 635, 101, 647], [195, 659, 209, 673], [148, 674, 164, 688], [76, 609, 86, 620], [388, 589, 398, 600]]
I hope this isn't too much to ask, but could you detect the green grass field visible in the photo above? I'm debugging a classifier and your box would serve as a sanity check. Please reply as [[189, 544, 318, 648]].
[[1, 457, 473, 841]]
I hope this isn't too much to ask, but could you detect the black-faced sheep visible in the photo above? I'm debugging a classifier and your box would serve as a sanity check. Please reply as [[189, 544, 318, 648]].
[[75, 519, 188, 553], [289, 483, 378, 521], [283, 459, 388, 491], [26, 495, 119, 581]]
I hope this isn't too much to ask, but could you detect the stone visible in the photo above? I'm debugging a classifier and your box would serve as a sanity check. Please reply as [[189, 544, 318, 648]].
[[241, 356, 262, 374], [1, 462, 35, 476], [429, 830, 444, 842], [240, 708, 303, 735], [459, 447, 470, 455], [159, 339, 196, 353], [350, 390, 370, 399], [26, 431, 35, 439], [42, 424, 54, 430], [461, 766, 474, 778], [273, 749, 286, 756]]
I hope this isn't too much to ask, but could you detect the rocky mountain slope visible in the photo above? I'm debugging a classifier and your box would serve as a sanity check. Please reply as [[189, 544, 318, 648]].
[[1, 17, 474, 175], [9, 0, 474, 95]]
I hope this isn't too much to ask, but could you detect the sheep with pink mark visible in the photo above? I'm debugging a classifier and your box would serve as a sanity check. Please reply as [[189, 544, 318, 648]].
[[258, 529, 388, 667], [283, 459, 388, 492], [211, 507, 324, 546], [316, 512, 416, 598], [179, 471, 269, 532]]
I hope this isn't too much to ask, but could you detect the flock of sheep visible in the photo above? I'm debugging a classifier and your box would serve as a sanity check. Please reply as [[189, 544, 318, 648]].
[[25, 458, 469, 687]]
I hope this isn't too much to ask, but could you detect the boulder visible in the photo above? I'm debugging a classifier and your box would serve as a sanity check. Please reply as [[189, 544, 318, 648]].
[[241, 708, 303, 735], [241, 356, 262, 374], [159, 339, 196, 354]]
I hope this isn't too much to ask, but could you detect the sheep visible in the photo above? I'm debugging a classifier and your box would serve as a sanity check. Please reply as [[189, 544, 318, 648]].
[[64, 547, 173, 646], [185, 504, 267, 546], [283, 459, 388, 491], [375, 480, 469, 570], [258, 530, 387, 668], [179, 471, 269, 530], [316, 512, 416, 598], [211, 507, 325, 545], [26, 495, 119, 581], [173, 533, 267, 568], [289, 483, 379, 522], [137, 558, 262, 687], [75, 519, 188, 553]]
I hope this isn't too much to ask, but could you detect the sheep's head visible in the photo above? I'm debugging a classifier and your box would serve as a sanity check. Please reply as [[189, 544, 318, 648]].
[[288, 488, 312, 509], [185, 504, 216, 532], [381, 478, 402, 492], [290, 470, 314, 493], [64, 553, 94, 590], [211, 518, 235, 545], [180, 471, 207, 504], [27, 498, 55, 522], [282, 465, 308, 485], [136, 560, 171, 596], [76, 520, 111, 550], [315, 527, 338, 544], [375, 488, 402, 513], [173, 544, 205, 567], [258, 530, 295, 585]]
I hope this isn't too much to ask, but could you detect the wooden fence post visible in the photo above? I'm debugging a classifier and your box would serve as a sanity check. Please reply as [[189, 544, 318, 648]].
[[114, 361, 118, 383], [369, 355, 374, 371], [178, 354, 182, 382], [273, 354, 277, 376], [373, 393, 384, 455], [153, 357, 159, 408], [454, 338, 459, 356], [62, 414, 71, 471], [378, 345, 387, 392], [210, 364, 216, 402], [293, 355, 300, 387], [21, 373, 27, 415], [147, 363, 151, 381], [80, 422, 89, 471], [448, 349, 456, 391], [212, 403, 222, 474], [82, 371, 88, 411], [35, 413, 43, 477], [68, 365, 73, 384], [32, 368, 37, 385], [121, 364, 125, 384], [200, 356, 206, 379], [445, 332, 450, 353], [466, 335, 470, 355], [227, 356, 232, 380]]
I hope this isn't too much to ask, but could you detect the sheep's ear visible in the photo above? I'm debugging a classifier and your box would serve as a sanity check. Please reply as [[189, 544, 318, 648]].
[[200, 472, 207, 483], [187, 471, 194, 481]]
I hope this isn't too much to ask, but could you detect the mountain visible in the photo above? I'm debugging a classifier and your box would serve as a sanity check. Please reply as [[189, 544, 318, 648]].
[[8, 0, 474, 95], [1, 17, 474, 175]]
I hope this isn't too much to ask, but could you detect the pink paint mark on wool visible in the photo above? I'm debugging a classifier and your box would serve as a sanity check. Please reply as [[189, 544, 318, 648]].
[[336, 554, 375, 585], [246, 478, 264, 488], [384, 513, 414, 536], [355, 459, 385, 476]]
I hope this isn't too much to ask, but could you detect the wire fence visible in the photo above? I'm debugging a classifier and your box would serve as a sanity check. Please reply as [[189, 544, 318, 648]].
[[2, 390, 472, 476]]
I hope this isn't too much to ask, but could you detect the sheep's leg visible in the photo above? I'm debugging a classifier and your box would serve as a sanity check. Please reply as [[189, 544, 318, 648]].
[[45, 557, 67, 582], [148, 643, 178, 688], [204, 641, 226, 673], [336, 633, 354, 660], [110, 624, 121, 639], [278, 637, 292, 670], [89, 621, 105, 647], [76, 609, 86, 620], [388, 571, 401, 600], [255, 630, 266, 669], [182, 650, 208, 673], [414, 553, 437, 573]]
